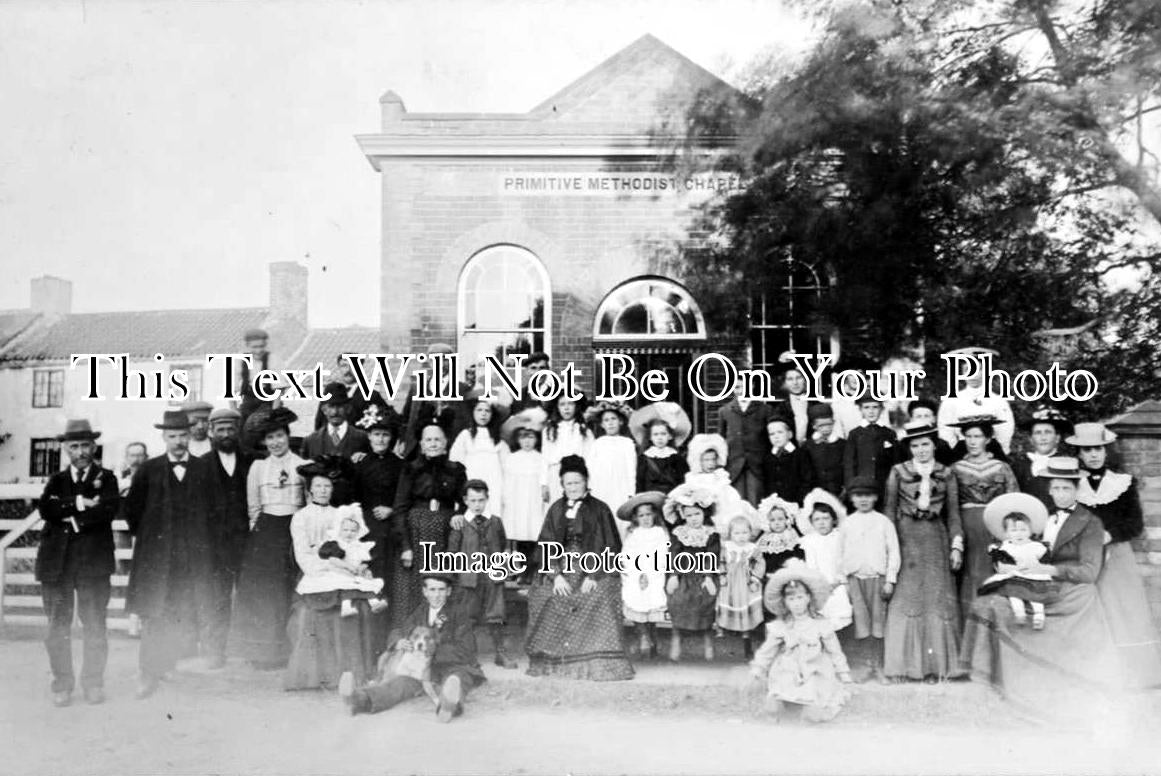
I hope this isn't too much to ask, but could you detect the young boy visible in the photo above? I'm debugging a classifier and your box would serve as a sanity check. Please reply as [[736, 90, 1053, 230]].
[[719, 382, 775, 505], [843, 394, 897, 494], [761, 418, 815, 504], [839, 476, 900, 684], [802, 404, 845, 496], [447, 480, 516, 668]]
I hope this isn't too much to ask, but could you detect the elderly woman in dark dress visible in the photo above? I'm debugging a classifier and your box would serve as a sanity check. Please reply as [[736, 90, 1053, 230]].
[[353, 404, 404, 653], [1070, 423, 1161, 689], [525, 455, 634, 681], [964, 458, 1120, 717], [389, 423, 467, 625]]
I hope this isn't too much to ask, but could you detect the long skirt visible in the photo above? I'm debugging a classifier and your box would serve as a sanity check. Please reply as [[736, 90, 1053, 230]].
[[965, 582, 1120, 721], [283, 592, 377, 691], [1098, 542, 1161, 689], [229, 513, 297, 664], [958, 505, 993, 621], [389, 505, 453, 628], [884, 517, 965, 679], [526, 572, 634, 681], [668, 574, 717, 632]]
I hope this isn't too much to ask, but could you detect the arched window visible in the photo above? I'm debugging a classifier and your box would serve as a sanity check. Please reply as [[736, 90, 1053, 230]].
[[750, 258, 833, 374], [457, 245, 550, 364], [593, 277, 706, 340]]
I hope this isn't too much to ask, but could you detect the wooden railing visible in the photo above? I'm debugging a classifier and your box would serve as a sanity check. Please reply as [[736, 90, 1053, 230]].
[[0, 484, 134, 631]]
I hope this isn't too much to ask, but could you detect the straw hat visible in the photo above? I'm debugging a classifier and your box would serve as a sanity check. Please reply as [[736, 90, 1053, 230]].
[[500, 407, 548, 444], [1036, 456, 1084, 480], [799, 488, 847, 534], [982, 492, 1049, 541], [1065, 422, 1117, 448], [616, 491, 667, 523], [899, 421, 940, 442], [663, 482, 718, 525], [629, 402, 692, 448], [763, 559, 832, 617], [686, 433, 729, 474], [947, 413, 1006, 431]]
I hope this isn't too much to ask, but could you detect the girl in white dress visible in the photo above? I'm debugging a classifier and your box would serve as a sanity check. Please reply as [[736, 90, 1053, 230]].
[[584, 400, 638, 539], [683, 433, 747, 531], [618, 492, 670, 659], [796, 489, 853, 632], [449, 397, 507, 511], [501, 425, 549, 543], [543, 395, 593, 502]]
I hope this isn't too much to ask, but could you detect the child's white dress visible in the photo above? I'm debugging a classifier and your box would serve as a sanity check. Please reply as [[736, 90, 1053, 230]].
[[620, 525, 669, 622], [716, 540, 766, 632], [543, 419, 592, 502], [450, 428, 508, 509], [292, 505, 383, 596], [502, 448, 548, 541], [587, 435, 637, 534], [799, 530, 853, 630]]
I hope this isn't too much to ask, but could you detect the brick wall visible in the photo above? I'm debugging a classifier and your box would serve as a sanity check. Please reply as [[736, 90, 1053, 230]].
[[1114, 434, 1161, 630]]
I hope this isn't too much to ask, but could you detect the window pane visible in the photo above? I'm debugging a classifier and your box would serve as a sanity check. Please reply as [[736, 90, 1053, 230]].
[[459, 246, 548, 334], [595, 278, 704, 338]]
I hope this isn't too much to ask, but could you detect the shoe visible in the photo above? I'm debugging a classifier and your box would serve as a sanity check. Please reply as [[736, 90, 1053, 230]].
[[338, 671, 360, 716], [127, 614, 142, 638], [436, 675, 462, 723], [83, 687, 105, 705], [1012, 612, 1027, 627], [368, 598, 389, 615], [135, 677, 159, 700], [923, 675, 938, 685], [703, 633, 715, 662], [494, 652, 517, 669], [668, 634, 681, 663], [714, 626, 725, 639], [340, 600, 357, 618], [850, 664, 871, 684], [204, 655, 226, 670], [1032, 615, 1045, 631], [52, 691, 72, 708], [871, 666, 891, 686]]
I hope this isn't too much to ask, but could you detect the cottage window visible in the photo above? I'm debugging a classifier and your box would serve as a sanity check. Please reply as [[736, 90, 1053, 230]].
[[593, 277, 705, 340], [30, 438, 61, 478], [32, 369, 64, 408], [457, 245, 550, 366]]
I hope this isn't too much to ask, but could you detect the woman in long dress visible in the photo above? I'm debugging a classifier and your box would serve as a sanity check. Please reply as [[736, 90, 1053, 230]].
[[1071, 423, 1161, 688], [284, 464, 378, 691], [230, 407, 306, 668], [389, 423, 467, 626], [883, 421, 965, 681], [949, 415, 1018, 622], [525, 455, 634, 681]]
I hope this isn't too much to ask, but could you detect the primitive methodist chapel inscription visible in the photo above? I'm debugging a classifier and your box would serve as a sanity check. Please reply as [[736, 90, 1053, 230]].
[[499, 172, 745, 196]]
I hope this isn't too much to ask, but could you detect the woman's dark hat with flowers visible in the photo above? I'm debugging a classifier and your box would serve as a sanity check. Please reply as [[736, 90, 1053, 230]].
[[297, 455, 353, 482], [355, 403, 401, 435], [1018, 406, 1073, 437]]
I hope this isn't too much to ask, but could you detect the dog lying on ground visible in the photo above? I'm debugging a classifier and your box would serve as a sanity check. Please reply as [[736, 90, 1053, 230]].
[[374, 625, 440, 706]]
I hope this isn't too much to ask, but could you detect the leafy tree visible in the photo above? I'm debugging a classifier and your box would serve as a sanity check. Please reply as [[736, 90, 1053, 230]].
[[660, 0, 1161, 418]]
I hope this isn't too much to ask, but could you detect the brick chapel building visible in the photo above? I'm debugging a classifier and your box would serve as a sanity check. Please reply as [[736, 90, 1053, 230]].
[[357, 35, 835, 432]]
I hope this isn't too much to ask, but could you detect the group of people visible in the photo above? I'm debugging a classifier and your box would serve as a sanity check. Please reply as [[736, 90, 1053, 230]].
[[31, 345, 1161, 725]]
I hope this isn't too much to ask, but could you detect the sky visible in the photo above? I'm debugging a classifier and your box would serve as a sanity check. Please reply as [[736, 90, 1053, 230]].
[[0, 0, 815, 327]]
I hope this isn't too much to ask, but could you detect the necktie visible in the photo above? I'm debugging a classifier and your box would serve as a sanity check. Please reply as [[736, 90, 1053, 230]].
[[73, 468, 85, 484], [331, 430, 341, 448]]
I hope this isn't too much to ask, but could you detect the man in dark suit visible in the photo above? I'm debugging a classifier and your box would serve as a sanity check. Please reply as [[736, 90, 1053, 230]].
[[36, 419, 120, 707], [340, 574, 485, 721], [303, 381, 371, 504], [125, 410, 216, 699], [199, 407, 252, 668], [313, 354, 391, 431], [718, 384, 774, 505]]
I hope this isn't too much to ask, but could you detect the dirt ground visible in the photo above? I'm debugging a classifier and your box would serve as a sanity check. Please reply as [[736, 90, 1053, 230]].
[[3, 633, 1161, 776]]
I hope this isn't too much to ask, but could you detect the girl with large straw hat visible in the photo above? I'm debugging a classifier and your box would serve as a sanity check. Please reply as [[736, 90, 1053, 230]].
[[663, 483, 722, 662], [630, 402, 691, 495], [1068, 423, 1161, 688]]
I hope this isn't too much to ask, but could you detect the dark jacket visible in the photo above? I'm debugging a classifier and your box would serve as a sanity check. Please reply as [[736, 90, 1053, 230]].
[[844, 424, 898, 489], [300, 425, 371, 460], [636, 452, 689, 494], [312, 387, 390, 431], [200, 449, 252, 577], [36, 466, 119, 584], [1078, 468, 1144, 545], [536, 495, 622, 579], [1046, 504, 1105, 585], [393, 455, 468, 555], [388, 598, 484, 683], [355, 450, 404, 581], [761, 444, 815, 504], [803, 437, 845, 496], [124, 455, 215, 618], [719, 400, 775, 479], [448, 513, 508, 588]]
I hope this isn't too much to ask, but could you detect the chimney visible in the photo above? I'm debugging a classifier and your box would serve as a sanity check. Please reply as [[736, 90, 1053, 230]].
[[380, 90, 406, 129], [265, 262, 309, 360], [31, 276, 73, 316]]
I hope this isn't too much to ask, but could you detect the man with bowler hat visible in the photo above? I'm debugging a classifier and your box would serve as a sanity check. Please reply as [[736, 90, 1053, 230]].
[[302, 381, 371, 504], [125, 410, 216, 698], [199, 406, 252, 668], [37, 419, 120, 706]]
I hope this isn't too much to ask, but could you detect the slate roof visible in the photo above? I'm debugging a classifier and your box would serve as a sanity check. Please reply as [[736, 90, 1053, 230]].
[[0, 307, 269, 364], [0, 311, 40, 351], [285, 326, 383, 371]]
